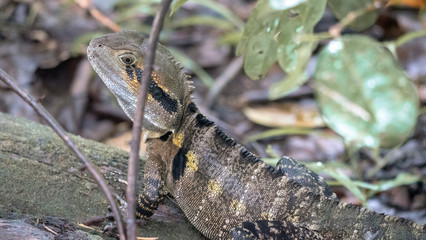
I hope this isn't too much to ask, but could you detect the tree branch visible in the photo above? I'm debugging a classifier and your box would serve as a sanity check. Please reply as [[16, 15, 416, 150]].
[[127, 1, 172, 239]]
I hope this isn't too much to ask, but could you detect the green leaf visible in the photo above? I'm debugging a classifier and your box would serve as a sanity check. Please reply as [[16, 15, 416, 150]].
[[170, 0, 188, 16], [314, 35, 419, 149], [240, 32, 279, 80], [236, 0, 326, 80], [328, 0, 378, 31], [270, 41, 316, 99]]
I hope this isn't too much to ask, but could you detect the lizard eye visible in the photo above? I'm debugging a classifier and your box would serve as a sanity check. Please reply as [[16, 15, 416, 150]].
[[119, 54, 136, 66]]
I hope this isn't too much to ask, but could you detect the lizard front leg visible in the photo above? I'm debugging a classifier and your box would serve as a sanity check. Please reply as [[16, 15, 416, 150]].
[[136, 155, 165, 219], [103, 155, 164, 235]]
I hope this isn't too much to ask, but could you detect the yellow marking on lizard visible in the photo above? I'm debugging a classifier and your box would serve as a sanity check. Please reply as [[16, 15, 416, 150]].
[[173, 132, 184, 147], [138, 197, 155, 210], [208, 179, 222, 197], [122, 69, 139, 94], [260, 212, 275, 220], [185, 150, 198, 173], [230, 200, 246, 215], [287, 214, 300, 223]]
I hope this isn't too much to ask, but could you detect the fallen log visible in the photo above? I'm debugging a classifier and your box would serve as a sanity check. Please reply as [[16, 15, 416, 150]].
[[0, 112, 204, 239]]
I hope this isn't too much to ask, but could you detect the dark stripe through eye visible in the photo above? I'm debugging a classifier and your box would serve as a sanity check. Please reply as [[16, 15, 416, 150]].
[[126, 66, 134, 80], [133, 66, 178, 114]]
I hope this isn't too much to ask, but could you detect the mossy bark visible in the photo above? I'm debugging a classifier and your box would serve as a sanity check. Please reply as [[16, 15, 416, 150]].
[[0, 112, 204, 239]]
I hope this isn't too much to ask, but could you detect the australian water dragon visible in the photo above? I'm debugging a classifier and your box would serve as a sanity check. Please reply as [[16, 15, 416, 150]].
[[87, 31, 426, 240]]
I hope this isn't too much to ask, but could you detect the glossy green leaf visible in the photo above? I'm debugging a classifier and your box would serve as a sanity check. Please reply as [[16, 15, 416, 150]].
[[314, 35, 418, 149], [270, 41, 316, 99], [236, 0, 326, 81], [328, 0, 378, 31]]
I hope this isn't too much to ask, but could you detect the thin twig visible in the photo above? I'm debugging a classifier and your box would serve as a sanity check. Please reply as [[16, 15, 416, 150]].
[[69, 58, 92, 132], [0, 68, 126, 239], [126, 1, 172, 240], [328, 2, 383, 38], [74, 0, 121, 32]]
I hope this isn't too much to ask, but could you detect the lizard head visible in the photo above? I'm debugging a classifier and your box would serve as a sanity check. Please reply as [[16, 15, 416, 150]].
[[87, 31, 189, 141]]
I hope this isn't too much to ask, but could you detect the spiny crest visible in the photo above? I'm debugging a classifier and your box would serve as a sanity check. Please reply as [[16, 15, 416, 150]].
[[167, 54, 184, 71], [187, 102, 198, 113], [195, 113, 214, 127], [164, 52, 194, 96], [215, 127, 237, 147], [240, 147, 260, 164], [239, 146, 285, 177]]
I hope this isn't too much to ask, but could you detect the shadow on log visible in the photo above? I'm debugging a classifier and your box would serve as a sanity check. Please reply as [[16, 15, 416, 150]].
[[0, 112, 205, 239]]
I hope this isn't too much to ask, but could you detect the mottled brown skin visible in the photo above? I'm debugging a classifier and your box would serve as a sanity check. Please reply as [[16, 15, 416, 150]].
[[87, 31, 426, 240]]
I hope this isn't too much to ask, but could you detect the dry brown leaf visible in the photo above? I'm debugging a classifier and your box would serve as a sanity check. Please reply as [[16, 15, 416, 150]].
[[105, 131, 147, 156], [243, 102, 324, 128]]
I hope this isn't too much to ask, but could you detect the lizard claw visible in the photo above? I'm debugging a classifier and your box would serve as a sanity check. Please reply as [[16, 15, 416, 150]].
[[114, 193, 129, 219], [103, 193, 128, 234]]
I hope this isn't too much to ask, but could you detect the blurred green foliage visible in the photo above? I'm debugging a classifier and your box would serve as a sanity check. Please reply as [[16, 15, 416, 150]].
[[77, 0, 426, 203], [236, 0, 326, 82], [233, 0, 422, 152]]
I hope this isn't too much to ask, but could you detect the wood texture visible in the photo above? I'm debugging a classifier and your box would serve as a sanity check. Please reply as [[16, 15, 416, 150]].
[[0, 112, 205, 239]]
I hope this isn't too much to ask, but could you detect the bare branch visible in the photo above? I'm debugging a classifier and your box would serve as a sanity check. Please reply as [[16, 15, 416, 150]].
[[126, 1, 173, 240], [74, 0, 121, 32]]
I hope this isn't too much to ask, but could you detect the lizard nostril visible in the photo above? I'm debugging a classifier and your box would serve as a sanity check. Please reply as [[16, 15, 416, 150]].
[[98, 44, 102, 47]]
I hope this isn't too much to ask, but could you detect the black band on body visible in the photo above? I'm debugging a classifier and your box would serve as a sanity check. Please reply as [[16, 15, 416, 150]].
[[172, 147, 189, 181]]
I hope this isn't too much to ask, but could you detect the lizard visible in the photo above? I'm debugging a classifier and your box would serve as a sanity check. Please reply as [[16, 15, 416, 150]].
[[87, 30, 426, 240]]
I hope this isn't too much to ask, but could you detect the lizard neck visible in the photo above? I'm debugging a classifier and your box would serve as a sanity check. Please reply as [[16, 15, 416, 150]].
[[175, 101, 200, 133]]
